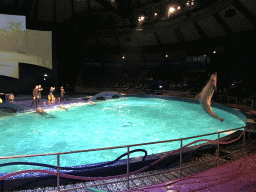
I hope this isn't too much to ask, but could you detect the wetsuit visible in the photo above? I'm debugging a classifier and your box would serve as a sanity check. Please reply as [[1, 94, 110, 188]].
[[31, 87, 38, 108], [49, 88, 54, 102], [60, 87, 65, 102], [38, 87, 43, 105]]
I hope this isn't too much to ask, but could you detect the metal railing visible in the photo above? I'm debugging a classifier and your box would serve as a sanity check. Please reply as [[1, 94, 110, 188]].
[[0, 126, 247, 192]]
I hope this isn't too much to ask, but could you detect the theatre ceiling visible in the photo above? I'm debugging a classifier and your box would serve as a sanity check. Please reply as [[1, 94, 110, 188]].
[[0, 0, 256, 54]]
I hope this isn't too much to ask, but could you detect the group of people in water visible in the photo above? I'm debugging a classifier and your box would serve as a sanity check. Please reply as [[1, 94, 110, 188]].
[[31, 85, 67, 115]]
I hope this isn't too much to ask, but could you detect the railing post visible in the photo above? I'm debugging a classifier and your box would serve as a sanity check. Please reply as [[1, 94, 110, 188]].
[[127, 146, 130, 190], [57, 154, 60, 192], [243, 127, 246, 150], [180, 140, 182, 178], [217, 133, 220, 167]]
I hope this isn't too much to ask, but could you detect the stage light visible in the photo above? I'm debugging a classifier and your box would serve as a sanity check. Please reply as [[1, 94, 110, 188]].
[[166, 55, 168, 57], [178, 6, 181, 9], [154, 13, 157, 16], [122, 56, 125, 59], [169, 7, 175, 13], [44, 74, 48, 77], [159, 86, 162, 89], [213, 51, 216, 54], [138, 16, 144, 21]]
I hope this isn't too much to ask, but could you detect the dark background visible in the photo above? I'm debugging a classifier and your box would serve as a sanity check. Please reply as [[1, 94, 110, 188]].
[[0, 0, 255, 99]]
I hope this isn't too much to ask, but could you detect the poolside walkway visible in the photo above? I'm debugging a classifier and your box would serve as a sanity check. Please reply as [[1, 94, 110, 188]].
[[125, 151, 256, 192]]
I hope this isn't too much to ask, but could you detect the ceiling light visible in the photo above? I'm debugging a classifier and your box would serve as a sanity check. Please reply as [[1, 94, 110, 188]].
[[169, 7, 175, 13], [138, 16, 145, 21]]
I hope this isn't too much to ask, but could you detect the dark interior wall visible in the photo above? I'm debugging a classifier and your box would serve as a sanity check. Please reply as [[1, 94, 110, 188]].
[[0, 63, 53, 94]]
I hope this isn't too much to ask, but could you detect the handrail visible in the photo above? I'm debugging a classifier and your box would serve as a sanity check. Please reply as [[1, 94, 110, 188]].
[[0, 126, 245, 160], [0, 127, 247, 192]]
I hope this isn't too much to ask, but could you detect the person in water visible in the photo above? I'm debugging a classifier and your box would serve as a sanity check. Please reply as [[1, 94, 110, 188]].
[[60, 104, 68, 111], [36, 107, 47, 115], [89, 101, 96, 105], [36, 107, 55, 118]]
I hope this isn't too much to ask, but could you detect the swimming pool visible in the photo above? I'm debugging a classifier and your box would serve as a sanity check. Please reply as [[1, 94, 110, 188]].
[[0, 95, 246, 174]]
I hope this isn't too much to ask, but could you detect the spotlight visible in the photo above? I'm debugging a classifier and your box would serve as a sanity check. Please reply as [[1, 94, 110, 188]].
[[44, 74, 48, 77], [138, 16, 145, 22], [154, 13, 157, 16], [169, 7, 175, 13], [166, 55, 168, 57], [213, 51, 216, 54], [178, 6, 181, 9], [122, 56, 125, 59]]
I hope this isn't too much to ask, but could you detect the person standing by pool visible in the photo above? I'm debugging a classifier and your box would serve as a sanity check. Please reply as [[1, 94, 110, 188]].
[[31, 85, 39, 108], [38, 85, 43, 105], [60, 86, 65, 102], [48, 87, 55, 103]]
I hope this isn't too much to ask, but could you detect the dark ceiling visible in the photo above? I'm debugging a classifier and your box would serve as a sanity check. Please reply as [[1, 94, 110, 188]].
[[0, 0, 218, 30], [0, 0, 256, 55], [1, 0, 256, 93]]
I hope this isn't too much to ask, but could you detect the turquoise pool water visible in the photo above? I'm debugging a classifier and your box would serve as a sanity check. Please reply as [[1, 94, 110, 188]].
[[0, 97, 246, 173]]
